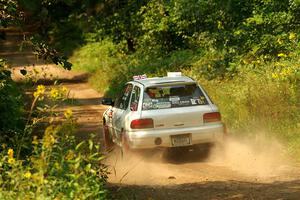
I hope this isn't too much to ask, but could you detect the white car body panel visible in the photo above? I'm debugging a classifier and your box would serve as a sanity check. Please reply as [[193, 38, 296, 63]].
[[102, 75, 225, 149], [127, 123, 224, 149]]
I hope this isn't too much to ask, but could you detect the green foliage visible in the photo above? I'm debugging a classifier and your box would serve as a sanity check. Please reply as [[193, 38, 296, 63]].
[[0, 122, 108, 199], [137, 1, 179, 54], [70, 40, 119, 73], [1, 0, 74, 69], [0, 85, 109, 199], [30, 38, 73, 70], [0, 59, 25, 145], [13, 0, 300, 72], [0, 0, 19, 27]]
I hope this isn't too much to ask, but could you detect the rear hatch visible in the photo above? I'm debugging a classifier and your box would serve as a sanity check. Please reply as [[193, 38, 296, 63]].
[[141, 83, 213, 129], [141, 105, 212, 129]]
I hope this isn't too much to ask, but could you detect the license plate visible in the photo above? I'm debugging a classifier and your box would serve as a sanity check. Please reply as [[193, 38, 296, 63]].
[[171, 134, 191, 147]]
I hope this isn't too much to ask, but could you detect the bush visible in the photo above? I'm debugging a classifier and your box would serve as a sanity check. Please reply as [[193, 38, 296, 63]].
[[0, 84, 109, 199], [0, 122, 108, 199], [70, 40, 119, 73]]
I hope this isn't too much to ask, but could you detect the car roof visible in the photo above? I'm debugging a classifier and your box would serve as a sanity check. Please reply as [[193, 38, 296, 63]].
[[131, 76, 196, 87]]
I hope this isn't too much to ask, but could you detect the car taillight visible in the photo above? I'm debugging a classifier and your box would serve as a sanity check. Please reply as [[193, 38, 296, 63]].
[[130, 118, 154, 129], [203, 112, 221, 123]]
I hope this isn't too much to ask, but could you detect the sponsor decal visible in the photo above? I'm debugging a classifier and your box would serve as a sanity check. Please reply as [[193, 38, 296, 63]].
[[142, 102, 153, 110], [156, 102, 172, 109], [169, 96, 180, 101], [179, 100, 190, 106], [190, 99, 197, 105], [133, 74, 147, 80]]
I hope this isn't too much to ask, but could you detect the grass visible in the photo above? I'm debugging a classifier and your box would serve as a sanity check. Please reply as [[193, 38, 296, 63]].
[[186, 63, 300, 158], [69, 40, 119, 73]]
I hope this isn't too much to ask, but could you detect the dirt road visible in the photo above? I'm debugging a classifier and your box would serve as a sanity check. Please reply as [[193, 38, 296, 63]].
[[2, 29, 300, 200], [106, 137, 300, 200]]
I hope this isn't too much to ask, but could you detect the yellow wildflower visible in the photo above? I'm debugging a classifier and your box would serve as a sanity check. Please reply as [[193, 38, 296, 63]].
[[272, 73, 279, 80], [54, 193, 64, 200], [32, 118, 39, 125], [32, 136, 39, 145], [31, 172, 44, 184], [277, 53, 287, 58], [8, 148, 14, 158], [50, 88, 59, 99], [217, 21, 224, 29], [61, 86, 68, 94], [24, 171, 32, 179], [289, 32, 296, 40], [43, 126, 56, 148], [64, 109, 73, 119], [54, 162, 61, 170], [280, 67, 292, 80], [33, 85, 46, 98], [8, 158, 15, 165], [65, 150, 75, 160], [37, 85, 45, 93]]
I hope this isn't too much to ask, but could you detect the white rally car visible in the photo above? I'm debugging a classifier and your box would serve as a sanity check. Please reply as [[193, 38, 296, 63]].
[[102, 73, 226, 151]]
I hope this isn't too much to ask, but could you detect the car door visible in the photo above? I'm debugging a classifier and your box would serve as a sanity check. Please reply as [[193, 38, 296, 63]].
[[112, 84, 133, 142]]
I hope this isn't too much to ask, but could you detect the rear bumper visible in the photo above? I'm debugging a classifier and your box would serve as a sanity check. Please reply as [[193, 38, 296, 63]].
[[126, 123, 225, 149]]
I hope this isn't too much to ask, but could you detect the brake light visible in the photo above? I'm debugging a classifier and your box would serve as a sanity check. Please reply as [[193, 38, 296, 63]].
[[203, 112, 221, 123], [130, 118, 154, 129]]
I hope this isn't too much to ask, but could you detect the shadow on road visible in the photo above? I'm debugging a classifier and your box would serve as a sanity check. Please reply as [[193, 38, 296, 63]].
[[162, 144, 212, 164], [74, 97, 103, 106], [109, 179, 300, 200]]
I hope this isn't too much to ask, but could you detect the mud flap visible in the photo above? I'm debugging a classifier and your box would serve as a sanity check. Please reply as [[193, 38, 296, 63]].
[[121, 131, 130, 151], [103, 125, 114, 151]]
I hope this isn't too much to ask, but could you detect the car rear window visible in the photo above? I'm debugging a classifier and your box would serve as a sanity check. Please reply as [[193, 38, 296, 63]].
[[142, 83, 208, 110]]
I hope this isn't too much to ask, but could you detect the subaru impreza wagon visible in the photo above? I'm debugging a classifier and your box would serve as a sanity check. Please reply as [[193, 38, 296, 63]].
[[101, 73, 226, 151]]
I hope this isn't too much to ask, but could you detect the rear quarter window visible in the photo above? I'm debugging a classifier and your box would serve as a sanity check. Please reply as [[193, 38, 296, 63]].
[[114, 84, 133, 110], [142, 83, 208, 110]]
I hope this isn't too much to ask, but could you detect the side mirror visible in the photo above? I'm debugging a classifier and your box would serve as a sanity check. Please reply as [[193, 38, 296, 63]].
[[101, 98, 114, 106]]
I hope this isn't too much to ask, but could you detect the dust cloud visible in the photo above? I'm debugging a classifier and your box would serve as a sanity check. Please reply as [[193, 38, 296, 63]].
[[104, 133, 298, 185], [208, 134, 294, 179], [104, 148, 182, 185]]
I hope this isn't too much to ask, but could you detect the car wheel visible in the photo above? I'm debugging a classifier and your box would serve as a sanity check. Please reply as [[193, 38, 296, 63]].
[[102, 123, 114, 152]]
